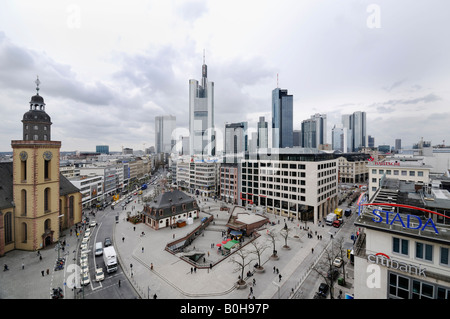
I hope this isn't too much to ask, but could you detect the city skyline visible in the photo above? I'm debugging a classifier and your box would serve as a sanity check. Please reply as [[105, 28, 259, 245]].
[[0, 1, 449, 152]]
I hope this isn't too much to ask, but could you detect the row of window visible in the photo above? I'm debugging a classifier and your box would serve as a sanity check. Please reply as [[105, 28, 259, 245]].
[[389, 273, 449, 299], [372, 169, 425, 177], [392, 236, 450, 266]]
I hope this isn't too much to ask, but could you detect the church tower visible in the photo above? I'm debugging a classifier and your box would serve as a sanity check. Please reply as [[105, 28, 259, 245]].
[[11, 77, 62, 251]]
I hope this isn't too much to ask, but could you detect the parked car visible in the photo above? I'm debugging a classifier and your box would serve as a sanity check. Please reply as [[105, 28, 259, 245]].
[[95, 268, 105, 282], [81, 272, 90, 286], [90, 220, 97, 228], [318, 283, 329, 297], [104, 237, 112, 247], [333, 257, 343, 268]]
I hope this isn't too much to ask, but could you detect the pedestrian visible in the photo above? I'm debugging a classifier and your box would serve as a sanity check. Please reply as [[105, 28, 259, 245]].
[[39, 255, 42, 261], [253, 278, 256, 286], [41, 270, 44, 276], [250, 287, 253, 294], [22, 263, 25, 270], [46, 268, 49, 275], [191, 267, 193, 274], [311, 248, 314, 253], [122, 237, 125, 243], [133, 226, 136, 231], [194, 267, 197, 273], [273, 266, 276, 273], [142, 247, 144, 253], [279, 274, 282, 282], [118, 279, 121, 287]]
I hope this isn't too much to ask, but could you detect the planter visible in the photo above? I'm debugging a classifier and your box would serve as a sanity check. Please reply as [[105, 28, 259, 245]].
[[235, 280, 247, 289], [254, 266, 265, 273], [282, 245, 291, 250], [270, 254, 279, 260]]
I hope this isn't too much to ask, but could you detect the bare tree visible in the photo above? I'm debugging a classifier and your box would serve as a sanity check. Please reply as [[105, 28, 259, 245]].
[[267, 230, 279, 259], [311, 237, 346, 299], [249, 238, 270, 272], [279, 224, 291, 249], [229, 248, 255, 287]]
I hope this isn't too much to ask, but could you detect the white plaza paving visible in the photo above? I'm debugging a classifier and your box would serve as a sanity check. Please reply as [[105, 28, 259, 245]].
[[114, 197, 339, 299]]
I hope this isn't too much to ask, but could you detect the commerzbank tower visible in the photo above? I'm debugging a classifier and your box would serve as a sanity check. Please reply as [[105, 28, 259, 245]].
[[188, 52, 215, 157]]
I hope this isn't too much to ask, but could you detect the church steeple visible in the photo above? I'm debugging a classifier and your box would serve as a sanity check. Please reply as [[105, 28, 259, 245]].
[[22, 76, 52, 141]]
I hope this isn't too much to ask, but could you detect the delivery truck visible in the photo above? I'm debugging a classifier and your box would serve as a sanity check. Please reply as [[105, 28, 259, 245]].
[[334, 208, 343, 219], [326, 213, 337, 225]]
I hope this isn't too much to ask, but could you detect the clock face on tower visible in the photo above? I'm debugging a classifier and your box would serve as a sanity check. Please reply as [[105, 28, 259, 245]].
[[19, 151, 28, 161], [43, 151, 53, 161]]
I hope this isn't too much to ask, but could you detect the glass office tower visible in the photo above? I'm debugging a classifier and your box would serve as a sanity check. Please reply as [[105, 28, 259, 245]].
[[272, 88, 293, 148]]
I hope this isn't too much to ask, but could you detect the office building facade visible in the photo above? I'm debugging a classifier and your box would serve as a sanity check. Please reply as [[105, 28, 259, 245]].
[[240, 149, 338, 224]]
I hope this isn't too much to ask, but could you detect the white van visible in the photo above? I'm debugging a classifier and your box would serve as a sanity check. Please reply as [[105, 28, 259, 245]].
[[95, 242, 103, 256]]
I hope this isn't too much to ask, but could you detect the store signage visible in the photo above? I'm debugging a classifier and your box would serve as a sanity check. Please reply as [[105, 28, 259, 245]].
[[371, 209, 439, 234], [368, 156, 400, 166], [368, 253, 426, 277]]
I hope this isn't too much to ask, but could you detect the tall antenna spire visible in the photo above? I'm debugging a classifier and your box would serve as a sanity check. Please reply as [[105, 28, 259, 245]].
[[35, 75, 41, 95]]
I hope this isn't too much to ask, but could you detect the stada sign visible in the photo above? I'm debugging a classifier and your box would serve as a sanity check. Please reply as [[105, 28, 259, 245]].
[[358, 202, 448, 235]]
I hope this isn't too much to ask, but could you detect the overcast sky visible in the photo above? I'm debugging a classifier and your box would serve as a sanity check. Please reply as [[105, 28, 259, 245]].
[[0, 0, 449, 152]]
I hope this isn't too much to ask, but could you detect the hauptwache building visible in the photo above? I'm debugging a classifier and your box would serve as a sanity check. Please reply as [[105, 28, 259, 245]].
[[353, 177, 450, 299], [0, 79, 82, 256]]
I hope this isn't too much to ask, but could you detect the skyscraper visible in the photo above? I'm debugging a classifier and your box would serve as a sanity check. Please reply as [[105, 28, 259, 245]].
[[272, 88, 293, 148], [189, 53, 215, 156], [155, 115, 176, 154], [342, 111, 366, 152], [224, 122, 247, 163], [257, 116, 268, 149], [301, 113, 327, 149]]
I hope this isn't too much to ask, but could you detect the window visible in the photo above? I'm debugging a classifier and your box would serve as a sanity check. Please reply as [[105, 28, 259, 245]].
[[440, 247, 449, 266], [394, 170, 399, 176], [401, 170, 407, 176], [409, 171, 416, 177], [44, 188, 51, 212], [372, 169, 376, 174], [4, 212, 13, 244], [393, 237, 409, 255], [389, 273, 409, 299], [44, 160, 50, 179], [21, 190, 27, 216], [416, 242, 433, 261], [412, 280, 434, 299], [418, 171, 424, 177]]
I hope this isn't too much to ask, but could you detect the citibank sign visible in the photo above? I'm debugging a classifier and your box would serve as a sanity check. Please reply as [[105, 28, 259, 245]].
[[368, 253, 426, 277]]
